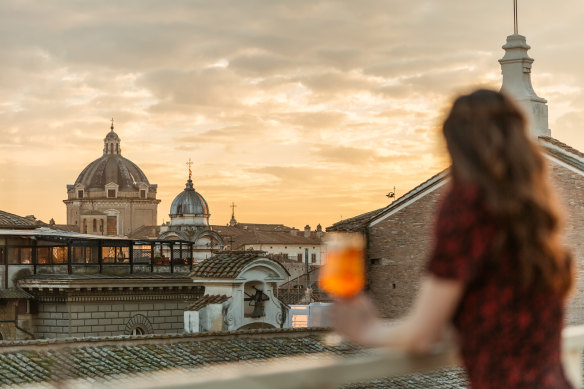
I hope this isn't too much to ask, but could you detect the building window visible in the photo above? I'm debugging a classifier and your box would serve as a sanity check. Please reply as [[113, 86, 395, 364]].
[[140, 189, 146, 199], [100, 219, 104, 233], [297, 253, 303, 262], [108, 189, 116, 198], [311, 253, 316, 263], [77, 190, 84, 199], [92, 219, 97, 232], [83, 219, 87, 234]]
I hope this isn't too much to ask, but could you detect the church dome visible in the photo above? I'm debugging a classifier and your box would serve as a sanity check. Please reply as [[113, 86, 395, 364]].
[[170, 179, 209, 216], [74, 124, 150, 190], [74, 155, 150, 189]]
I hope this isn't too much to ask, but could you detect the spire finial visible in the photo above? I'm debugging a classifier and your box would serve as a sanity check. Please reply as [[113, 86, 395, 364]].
[[186, 158, 193, 180], [229, 202, 237, 226], [513, 0, 518, 34], [110, 118, 114, 131]]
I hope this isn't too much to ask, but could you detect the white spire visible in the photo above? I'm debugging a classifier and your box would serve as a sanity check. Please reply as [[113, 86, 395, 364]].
[[499, 4, 550, 138]]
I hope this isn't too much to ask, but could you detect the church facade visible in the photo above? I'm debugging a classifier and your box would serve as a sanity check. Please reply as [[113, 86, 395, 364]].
[[63, 124, 160, 237]]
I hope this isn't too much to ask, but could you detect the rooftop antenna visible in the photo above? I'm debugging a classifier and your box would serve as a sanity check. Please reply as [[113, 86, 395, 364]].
[[513, 0, 518, 35]]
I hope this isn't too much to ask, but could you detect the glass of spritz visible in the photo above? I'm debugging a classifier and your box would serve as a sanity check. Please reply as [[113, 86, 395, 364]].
[[319, 232, 366, 298]]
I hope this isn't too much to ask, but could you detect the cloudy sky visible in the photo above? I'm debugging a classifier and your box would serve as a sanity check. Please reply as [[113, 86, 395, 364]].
[[2, 0, 584, 229]]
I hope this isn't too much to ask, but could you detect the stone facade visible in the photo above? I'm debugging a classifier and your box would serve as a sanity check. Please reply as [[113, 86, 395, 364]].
[[32, 301, 188, 338], [18, 276, 203, 339], [64, 125, 160, 237]]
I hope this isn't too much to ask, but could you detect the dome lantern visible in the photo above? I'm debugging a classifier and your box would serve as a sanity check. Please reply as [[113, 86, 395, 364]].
[[103, 118, 122, 155]]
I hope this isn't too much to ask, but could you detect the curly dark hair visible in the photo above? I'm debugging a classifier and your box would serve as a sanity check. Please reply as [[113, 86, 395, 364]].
[[443, 89, 573, 297]]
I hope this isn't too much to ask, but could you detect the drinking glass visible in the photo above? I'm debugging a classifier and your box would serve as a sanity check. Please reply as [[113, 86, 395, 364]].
[[319, 232, 366, 298]]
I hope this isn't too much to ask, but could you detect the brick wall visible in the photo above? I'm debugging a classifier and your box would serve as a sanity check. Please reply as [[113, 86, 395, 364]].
[[549, 161, 584, 325], [366, 185, 445, 319], [33, 300, 189, 338], [365, 160, 584, 325]]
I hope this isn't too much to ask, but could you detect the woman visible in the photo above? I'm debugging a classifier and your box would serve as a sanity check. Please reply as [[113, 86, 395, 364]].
[[333, 89, 574, 388]]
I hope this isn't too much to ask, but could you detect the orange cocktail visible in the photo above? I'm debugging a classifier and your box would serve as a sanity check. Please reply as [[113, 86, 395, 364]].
[[319, 233, 365, 298]]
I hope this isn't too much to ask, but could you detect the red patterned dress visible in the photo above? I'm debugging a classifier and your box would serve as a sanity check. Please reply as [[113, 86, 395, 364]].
[[427, 183, 572, 389]]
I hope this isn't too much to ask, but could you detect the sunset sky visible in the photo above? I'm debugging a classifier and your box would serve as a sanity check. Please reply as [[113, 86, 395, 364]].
[[2, 1, 584, 230]]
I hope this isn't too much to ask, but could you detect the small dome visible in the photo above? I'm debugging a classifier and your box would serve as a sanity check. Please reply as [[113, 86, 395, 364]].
[[170, 179, 209, 216], [105, 130, 120, 141]]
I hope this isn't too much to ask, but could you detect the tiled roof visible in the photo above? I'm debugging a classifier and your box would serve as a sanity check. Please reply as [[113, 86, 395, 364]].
[[539, 136, 584, 171], [0, 328, 468, 388], [190, 251, 288, 279], [0, 210, 37, 230], [128, 225, 161, 239], [185, 294, 230, 311], [50, 224, 80, 233], [0, 289, 34, 299], [328, 169, 450, 232], [327, 207, 386, 232], [230, 230, 322, 249]]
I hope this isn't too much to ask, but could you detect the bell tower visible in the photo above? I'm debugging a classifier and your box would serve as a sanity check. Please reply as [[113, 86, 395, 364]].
[[499, 0, 550, 137]]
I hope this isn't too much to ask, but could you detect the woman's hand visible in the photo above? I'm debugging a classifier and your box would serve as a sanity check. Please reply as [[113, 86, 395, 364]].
[[330, 294, 386, 347]]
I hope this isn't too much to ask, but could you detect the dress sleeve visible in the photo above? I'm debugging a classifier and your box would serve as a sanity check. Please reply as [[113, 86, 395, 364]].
[[427, 185, 495, 283]]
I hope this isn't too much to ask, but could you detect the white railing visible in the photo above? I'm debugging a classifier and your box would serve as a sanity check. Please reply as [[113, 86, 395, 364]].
[[23, 325, 584, 389]]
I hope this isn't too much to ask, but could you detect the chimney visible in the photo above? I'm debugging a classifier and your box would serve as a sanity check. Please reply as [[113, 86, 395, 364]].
[[304, 225, 311, 238]]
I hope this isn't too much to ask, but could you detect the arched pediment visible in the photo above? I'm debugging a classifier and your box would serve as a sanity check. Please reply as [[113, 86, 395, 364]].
[[238, 258, 290, 281], [193, 230, 225, 246], [159, 230, 189, 241]]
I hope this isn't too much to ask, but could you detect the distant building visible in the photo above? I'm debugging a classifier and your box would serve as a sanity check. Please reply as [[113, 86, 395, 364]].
[[63, 123, 160, 237], [157, 171, 225, 260], [184, 251, 290, 332], [213, 223, 326, 265]]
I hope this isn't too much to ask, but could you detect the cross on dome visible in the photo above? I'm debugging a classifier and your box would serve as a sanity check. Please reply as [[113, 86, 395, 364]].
[[186, 158, 193, 180]]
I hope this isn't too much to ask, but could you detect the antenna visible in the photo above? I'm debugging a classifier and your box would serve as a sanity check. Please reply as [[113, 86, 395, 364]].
[[513, 0, 518, 34]]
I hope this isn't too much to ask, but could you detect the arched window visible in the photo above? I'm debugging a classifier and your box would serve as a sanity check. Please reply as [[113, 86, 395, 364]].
[[116, 143, 119, 153], [92, 219, 97, 232], [83, 219, 87, 234], [131, 327, 146, 335], [110, 143, 113, 153]]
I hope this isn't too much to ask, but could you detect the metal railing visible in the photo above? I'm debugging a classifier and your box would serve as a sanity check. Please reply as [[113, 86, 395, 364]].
[[30, 325, 584, 389]]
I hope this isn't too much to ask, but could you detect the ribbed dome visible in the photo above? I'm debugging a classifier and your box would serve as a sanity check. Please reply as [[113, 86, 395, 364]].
[[75, 155, 150, 189], [170, 179, 209, 216], [105, 130, 120, 141]]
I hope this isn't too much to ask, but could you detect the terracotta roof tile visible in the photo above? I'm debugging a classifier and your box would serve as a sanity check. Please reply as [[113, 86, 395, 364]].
[[0, 210, 37, 230], [0, 329, 468, 387], [128, 225, 161, 239], [185, 295, 230, 311], [190, 251, 288, 279]]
